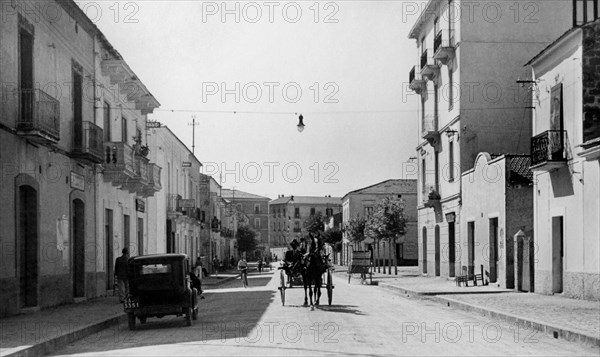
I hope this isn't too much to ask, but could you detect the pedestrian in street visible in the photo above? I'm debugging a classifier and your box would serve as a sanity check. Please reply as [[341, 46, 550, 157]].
[[230, 256, 235, 268], [114, 248, 129, 303], [213, 256, 219, 276], [237, 256, 248, 287], [258, 258, 263, 274]]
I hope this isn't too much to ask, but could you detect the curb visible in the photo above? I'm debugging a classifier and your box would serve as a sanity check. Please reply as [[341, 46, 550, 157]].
[[379, 283, 600, 348], [2, 314, 127, 357]]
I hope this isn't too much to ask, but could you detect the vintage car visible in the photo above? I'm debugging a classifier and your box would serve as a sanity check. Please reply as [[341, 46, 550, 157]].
[[124, 253, 199, 330]]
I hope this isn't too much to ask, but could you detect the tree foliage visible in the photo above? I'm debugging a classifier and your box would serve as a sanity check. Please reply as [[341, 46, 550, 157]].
[[302, 211, 327, 235], [321, 229, 343, 252], [365, 197, 407, 242], [236, 225, 257, 253], [346, 216, 367, 243]]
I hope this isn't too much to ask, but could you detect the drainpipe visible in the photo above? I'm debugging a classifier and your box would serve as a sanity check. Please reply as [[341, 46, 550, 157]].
[[92, 36, 99, 297]]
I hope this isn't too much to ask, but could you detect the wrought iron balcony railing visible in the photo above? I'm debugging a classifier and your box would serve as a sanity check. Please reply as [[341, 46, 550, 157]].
[[531, 130, 568, 170], [16, 89, 60, 144], [72, 121, 104, 164], [420, 49, 440, 80]]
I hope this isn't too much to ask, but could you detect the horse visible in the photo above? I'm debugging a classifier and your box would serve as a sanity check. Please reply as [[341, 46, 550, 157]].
[[302, 237, 328, 310]]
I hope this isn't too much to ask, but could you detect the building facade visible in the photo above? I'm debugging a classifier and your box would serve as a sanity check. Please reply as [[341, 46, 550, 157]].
[[268, 196, 342, 251], [408, 0, 573, 279], [221, 189, 270, 256], [527, 17, 600, 300], [341, 179, 418, 267], [461, 154, 534, 289], [0, 0, 160, 316], [147, 126, 203, 266]]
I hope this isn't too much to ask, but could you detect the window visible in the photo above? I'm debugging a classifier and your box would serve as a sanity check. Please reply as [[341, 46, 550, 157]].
[[294, 221, 300, 231], [283, 208, 286, 217], [254, 204, 260, 214], [365, 207, 373, 216], [310, 208, 315, 216], [254, 218, 260, 229], [326, 208, 333, 217], [277, 208, 281, 217], [448, 141, 455, 181], [574, 0, 599, 26], [294, 207, 300, 218], [103, 102, 111, 142], [121, 117, 128, 143], [272, 208, 275, 218], [434, 83, 439, 120]]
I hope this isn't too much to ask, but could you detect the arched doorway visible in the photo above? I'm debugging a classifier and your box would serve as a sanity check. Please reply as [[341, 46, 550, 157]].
[[422, 227, 428, 274], [435, 225, 441, 277], [19, 185, 38, 307], [72, 199, 85, 298]]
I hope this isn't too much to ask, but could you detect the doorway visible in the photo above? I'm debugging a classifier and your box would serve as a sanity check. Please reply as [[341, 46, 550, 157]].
[[72, 199, 85, 298], [489, 218, 499, 283], [434, 225, 440, 276], [422, 227, 428, 274], [19, 185, 38, 307], [448, 221, 456, 277], [137, 218, 144, 255], [552, 216, 564, 293], [105, 209, 114, 290], [467, 221, 475, 275]]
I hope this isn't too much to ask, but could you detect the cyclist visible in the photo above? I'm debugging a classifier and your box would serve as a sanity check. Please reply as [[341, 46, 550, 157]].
[[237, 256, 248, 287]]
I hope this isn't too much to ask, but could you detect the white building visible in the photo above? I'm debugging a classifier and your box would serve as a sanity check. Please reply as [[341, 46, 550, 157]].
[[408, 0, 573, 278], [527, 17, 600, 300]]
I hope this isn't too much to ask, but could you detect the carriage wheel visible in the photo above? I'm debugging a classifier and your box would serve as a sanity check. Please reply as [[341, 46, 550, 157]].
[[326, 270, 333, 306], [279, 270, 286, 306]]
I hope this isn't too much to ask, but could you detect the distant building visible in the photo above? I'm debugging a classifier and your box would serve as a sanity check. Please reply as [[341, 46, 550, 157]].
[[221, 189, 270, 256], [341, 179, 418, 267], [526, 18, 600, 300], [268, 196, 342, 250]]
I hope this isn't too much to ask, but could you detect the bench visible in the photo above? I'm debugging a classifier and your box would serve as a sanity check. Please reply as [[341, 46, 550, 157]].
[[456, 265, 487, 287]]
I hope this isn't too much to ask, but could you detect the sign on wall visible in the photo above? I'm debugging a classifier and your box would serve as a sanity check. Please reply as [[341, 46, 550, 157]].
[[70, 171, 85, 191], [136, 199, 145, 212], [180, 199, 196, 208]]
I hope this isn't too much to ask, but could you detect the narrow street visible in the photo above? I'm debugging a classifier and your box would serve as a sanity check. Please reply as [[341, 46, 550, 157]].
[[51, 269, 598, 356]]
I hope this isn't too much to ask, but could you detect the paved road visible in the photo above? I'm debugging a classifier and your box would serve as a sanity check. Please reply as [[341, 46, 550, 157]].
[[52, 270, 598, 356]]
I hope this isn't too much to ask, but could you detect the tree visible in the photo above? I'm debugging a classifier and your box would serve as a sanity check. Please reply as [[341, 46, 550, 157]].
[[365, 197, 407, 242], [365, 197, 407, 275], [346, 216, 367, 244], [236, 225, 257, 255], [302, 211, 327, 235], [321, 229, 343, 252]]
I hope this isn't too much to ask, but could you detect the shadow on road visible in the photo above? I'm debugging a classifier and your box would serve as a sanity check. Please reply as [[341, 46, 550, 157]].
[[316, 305, 366, 315]]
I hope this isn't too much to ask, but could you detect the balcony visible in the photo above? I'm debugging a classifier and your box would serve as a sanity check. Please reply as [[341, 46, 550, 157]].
[[103, 141, 136, 186], [423, 185, 441, 208], [140, 163, 162, 197], [167, 194, 183, 217], [409, 66, 427, 94], [72, 121, 104, 164], [420, 50, 439, 80], [130, 155, 150, 187], [433, 29, 456, 65], [16, 89, 60, 145], [531, 130, 568, 171], [422, 113, 440, 146]]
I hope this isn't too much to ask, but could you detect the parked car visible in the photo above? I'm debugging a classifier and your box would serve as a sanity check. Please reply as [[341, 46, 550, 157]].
[[124, 253, 199, 330]]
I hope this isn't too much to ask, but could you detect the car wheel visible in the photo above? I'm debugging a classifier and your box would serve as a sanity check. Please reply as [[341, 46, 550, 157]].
[[185, 307, 192, 326], [127, 313, 136, 330]]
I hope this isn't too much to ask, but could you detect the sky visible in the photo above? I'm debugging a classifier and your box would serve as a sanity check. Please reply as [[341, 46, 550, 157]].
[[79, 0, 422, 199]]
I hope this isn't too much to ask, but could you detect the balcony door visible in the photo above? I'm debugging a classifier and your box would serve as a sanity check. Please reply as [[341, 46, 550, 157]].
[[72, 66, 83, 148], [19, 21, 34, 122], [19, 185, 38, 307]]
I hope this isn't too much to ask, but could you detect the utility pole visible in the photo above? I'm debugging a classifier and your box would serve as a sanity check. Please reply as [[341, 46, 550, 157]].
[[188, 115, 200, 154]]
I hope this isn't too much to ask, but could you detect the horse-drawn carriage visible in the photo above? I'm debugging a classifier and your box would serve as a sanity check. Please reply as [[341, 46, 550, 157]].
[[277, 238, 334, 308]]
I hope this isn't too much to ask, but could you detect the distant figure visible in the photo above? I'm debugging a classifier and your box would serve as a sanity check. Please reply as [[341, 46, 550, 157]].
[[213, 256, 219, 276], [230, 256, 235, 268], [258, 259, 263, 273], [114, 248, 129, 303]]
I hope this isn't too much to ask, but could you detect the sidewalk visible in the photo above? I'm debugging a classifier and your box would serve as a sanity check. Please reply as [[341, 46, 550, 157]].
[[336, 265, 600, 348], [0, 270, 240, 357]]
